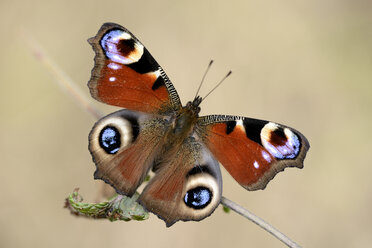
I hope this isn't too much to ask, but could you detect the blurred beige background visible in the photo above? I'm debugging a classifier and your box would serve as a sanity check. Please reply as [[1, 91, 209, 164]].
[[1, 0, 371, 247]]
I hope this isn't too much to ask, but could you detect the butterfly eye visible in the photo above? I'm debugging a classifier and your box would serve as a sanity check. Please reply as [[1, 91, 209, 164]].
[[184, 186, 212, 210], [99, 126, 121, 154]]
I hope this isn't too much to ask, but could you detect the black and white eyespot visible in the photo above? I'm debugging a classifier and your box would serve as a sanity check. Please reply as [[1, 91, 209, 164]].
[[100, 29, 144, 65], [260, 122, 301, 159], [89, 111, 140, 157], [179, 148, 222, 219], [183, 176, 216, 211]]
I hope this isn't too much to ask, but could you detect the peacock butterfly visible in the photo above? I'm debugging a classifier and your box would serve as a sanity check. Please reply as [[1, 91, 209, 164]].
[[87, 23, 310, 227]]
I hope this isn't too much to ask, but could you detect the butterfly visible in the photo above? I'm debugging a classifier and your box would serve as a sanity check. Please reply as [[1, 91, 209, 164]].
[[87, 23, 310, 227]]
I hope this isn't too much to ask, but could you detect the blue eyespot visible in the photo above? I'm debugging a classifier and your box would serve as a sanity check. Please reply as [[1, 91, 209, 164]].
[[99, 126, 121, 154], [184, 187, 212, 209]]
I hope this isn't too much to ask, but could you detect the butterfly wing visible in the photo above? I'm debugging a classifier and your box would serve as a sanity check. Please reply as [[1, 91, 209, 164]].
[[88, 23, 182, 114], [89, 109, 169, 196], [197, 115, 309, 191], [138, 136, 222, 227]]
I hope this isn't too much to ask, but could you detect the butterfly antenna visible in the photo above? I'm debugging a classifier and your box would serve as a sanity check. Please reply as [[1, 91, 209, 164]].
[[194, 60, 214, 99], [202, 70, 232, 101]]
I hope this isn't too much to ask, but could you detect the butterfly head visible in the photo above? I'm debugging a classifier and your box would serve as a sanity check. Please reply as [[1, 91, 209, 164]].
[[185, 96, 202, 116]]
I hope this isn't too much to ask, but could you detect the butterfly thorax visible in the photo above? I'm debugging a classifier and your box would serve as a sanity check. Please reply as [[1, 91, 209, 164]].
[[164, 96, 202, 147]]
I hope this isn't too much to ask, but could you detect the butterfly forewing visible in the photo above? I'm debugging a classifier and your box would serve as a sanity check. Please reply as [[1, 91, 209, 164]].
[[197, 115, 309, 191], [88, 23, 182, 114]]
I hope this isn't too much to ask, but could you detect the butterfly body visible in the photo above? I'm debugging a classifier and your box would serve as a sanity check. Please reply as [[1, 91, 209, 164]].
[[163, 97, 201, 149], [88, 23, 310, 227]]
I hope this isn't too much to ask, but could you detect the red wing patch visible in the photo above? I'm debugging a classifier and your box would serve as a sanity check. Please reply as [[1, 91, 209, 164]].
[[204, 122, 277, 190], [91, 61, 171, 113]]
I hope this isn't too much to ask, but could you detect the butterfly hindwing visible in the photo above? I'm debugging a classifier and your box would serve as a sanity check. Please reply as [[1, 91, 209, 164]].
[[89, 109, 169, 196], [197, 115, 309, 191], [88, 23, 182, 114], [138, 136, 222, 227]]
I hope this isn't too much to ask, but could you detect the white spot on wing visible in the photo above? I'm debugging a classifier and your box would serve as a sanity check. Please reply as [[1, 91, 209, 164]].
[[253, 161, 259, 169], [262, 150, 272, 163], [118, 32, 132, 40], [108, 63, 121, 70], [109, 77, 116, 82], [153, 69, 161, 78], [145, 70, 161, 80], [236, 119, 244, 131]]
